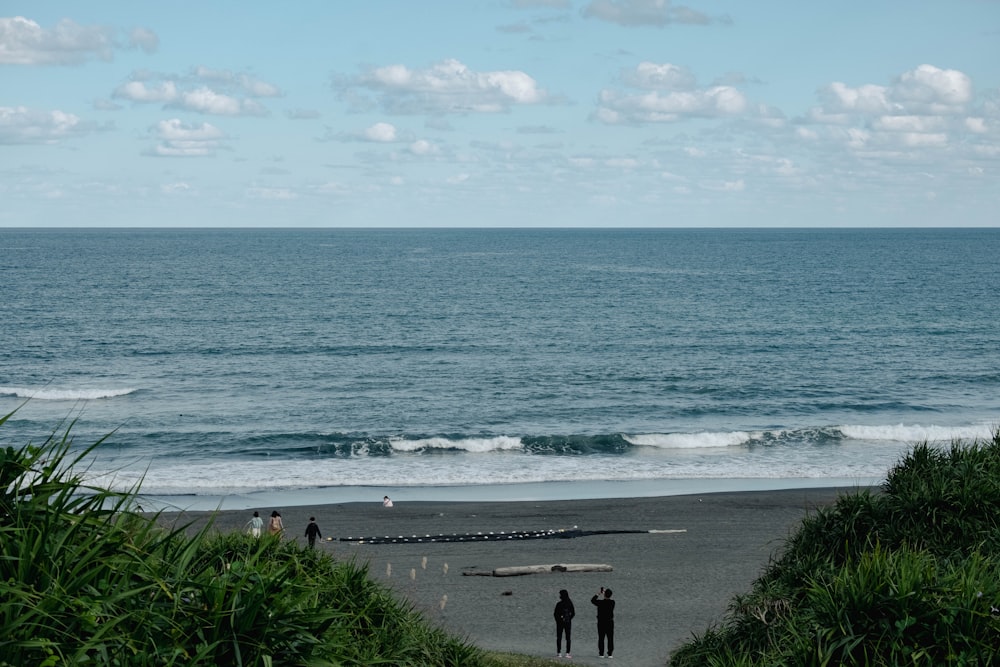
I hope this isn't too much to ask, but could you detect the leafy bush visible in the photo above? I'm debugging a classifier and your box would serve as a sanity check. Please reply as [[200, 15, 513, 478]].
[[0, 411, 483, 666], [670, 431, 1000, 667]]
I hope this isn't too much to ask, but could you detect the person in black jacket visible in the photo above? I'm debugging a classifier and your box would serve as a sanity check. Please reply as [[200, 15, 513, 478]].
[[304, 516, 322, 548], [591, 586, 615, 658], [553, 589, 575, 658]]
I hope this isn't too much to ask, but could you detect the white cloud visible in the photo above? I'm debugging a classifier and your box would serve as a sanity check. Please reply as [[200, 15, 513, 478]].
[[845, 128, 870, 150], [155, 118, 224, 142], [964, 117, 988, 134], [820, 82, 892, 114], [0, 106, 90, 144], [192, 67, 282, 97], [161, 182, 193, 195], [772, 158, 798, 177], [892, 64, 972, 112], [343, 59, 547, 114], [701, 178, 745, 192], [870, 115, 946, 133], [593, 108, 621, 124], [625, 62, 697, 90], [111, 68, 278, 116], [897, 132, 948, 148], [581, 0, 716, 27], [247, 187, 297, 200], [176, 87, 267, 116], [148, 118, 226, 157], [328, 122, 415, 143], [128, 27, 159, 53], [0, 16, 157, 65], [596, 62, 750, 124], [815, 65, 974, 120], [804, 64, 989, 156], [365, 122, 398, 142], [410, 139, 438, 155], [114, 80, 179, 103], [597, 85, 747, 123], [151, 144, 214, 158], [0, 16, 113, 65]]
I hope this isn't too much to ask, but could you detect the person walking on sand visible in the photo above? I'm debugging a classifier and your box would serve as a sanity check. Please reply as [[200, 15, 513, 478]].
[[304, 516, 322, 548], [268, 510, 284, 536], [591, 586, 615, 658], [554, 588, 575, 658], [245, 511, 264, 538]]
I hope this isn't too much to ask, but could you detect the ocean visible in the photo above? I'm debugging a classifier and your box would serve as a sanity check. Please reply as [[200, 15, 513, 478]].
[[2, 228, 999, 510]]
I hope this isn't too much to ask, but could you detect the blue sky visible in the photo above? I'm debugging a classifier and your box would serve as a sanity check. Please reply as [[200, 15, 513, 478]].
[[2, 1, 998, 227]]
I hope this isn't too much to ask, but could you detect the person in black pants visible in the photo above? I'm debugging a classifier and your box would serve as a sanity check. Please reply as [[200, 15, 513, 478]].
[[591, 586, 615, 658], [554, 589, 575, 658], [304, 516, 322, 548]]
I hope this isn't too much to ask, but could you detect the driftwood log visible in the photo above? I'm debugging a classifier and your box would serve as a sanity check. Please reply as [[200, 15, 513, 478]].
[[463, 563, 613, 577]]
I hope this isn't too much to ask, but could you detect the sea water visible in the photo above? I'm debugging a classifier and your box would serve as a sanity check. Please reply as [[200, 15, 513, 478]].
[[2, 228, 998, 509]]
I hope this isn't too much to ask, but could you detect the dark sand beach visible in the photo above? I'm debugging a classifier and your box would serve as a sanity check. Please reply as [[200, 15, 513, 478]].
[[165, 487, 866, 666]]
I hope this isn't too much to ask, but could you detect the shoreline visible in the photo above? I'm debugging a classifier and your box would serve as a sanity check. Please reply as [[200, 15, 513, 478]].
[[160, 486, 870, 666], [137, 475, 881, 512]]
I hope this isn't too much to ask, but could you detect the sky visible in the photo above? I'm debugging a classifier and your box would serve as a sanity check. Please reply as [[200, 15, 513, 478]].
[[1, 1, 998, 228]]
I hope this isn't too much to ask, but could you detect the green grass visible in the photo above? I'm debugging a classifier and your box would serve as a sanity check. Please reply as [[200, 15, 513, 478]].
[[669, 430, 1000, 666], [0, 411, 489, 666]]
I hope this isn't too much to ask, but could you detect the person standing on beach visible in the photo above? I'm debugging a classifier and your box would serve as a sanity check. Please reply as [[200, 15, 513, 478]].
[[554, 588, 575, 658], [268, 510, 284, 536], [246, 511, 264, 538], [383, 495, 393, 507], [591, 587, 615, 658], [304, 516, 322, 548]]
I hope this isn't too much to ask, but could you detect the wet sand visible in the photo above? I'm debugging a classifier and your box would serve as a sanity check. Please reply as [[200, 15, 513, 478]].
[[164, 486, 865, 666]]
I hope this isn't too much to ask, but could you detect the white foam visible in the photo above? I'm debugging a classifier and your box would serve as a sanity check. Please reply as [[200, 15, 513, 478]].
[[388, 435, 524, 453], [0, 386, 137, 401], [625, 431, 753, 449], [84, 442, 895, 497], [838, 423, 995, 444], [77, 421, 999, 499]]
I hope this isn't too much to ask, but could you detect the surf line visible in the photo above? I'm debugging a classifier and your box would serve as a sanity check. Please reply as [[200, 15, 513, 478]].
[[339, 527, 686, 545]]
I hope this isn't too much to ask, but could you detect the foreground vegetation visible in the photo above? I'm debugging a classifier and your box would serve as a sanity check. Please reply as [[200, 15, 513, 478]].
[[1, 412, 509, 666], [670, 430, 1000, 666]]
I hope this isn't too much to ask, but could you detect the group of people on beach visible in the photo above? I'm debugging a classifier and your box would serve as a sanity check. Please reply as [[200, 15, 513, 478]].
[[245, 511, 324, 547], [554, 586, 615, 659], [244, 496, 394, 547], [245, 510, 282, 538]]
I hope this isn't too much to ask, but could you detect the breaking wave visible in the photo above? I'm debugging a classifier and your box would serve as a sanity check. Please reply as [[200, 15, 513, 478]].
[[0, 386, 138, 401]]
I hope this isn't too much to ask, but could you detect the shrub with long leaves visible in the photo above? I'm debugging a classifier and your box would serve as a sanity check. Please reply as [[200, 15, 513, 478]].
[[0, 411, 484, 666], [670, 430, 1000, 667]]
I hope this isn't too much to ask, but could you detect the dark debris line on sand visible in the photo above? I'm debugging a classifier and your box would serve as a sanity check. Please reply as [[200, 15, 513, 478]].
[[338, 527, 680, 545]]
